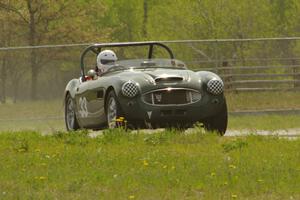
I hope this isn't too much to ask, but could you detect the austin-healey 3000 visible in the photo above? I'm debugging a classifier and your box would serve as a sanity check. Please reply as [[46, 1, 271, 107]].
[[64, 42, 227, 135]]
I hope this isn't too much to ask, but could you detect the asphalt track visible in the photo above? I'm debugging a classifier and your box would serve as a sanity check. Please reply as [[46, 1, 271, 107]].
[[88, 128, 300, 139], [225, 128, 300, 138]]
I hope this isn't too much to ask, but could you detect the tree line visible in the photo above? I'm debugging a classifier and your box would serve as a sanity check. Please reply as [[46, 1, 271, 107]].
[[0, 0, 300, 102]]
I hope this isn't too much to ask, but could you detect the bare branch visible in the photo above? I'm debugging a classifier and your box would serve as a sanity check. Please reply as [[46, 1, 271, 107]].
[[187, 44, 212, 61], [0, 3, 28, 23]]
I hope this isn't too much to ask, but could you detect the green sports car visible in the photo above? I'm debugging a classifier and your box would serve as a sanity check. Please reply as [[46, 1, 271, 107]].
[[64, 42, 227, 135]]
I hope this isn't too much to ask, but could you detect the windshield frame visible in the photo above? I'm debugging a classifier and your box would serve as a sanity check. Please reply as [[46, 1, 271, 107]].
[[80, 42, 175, 81]]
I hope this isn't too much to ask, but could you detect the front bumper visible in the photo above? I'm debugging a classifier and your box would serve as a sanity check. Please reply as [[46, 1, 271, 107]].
[[118, 90, 226, 126]]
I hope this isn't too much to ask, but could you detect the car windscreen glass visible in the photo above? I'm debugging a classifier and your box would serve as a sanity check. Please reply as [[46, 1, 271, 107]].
[[116, 59, 186, 69]]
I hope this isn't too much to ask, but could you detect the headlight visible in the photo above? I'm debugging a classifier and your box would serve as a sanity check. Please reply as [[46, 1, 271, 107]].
[[207, 79, 224, 95], [122, 81, 139, 97]]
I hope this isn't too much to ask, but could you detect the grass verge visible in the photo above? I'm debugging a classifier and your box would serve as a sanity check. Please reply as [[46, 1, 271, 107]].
[[0, 130, 299, 199]]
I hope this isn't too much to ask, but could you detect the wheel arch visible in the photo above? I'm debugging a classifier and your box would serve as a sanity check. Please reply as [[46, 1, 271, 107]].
[[63, 91, 70, 105], [64, 79, 80, 99]]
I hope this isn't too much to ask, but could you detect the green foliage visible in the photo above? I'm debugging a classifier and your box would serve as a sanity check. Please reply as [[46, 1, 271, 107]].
[[101, 128, 129, 144], [2, 0, 300, 101], [12, 138, 29, 153], [3, 0, 298, 45], [143, 132, 170, 146], [222, 139, 248, 153], [53, 130, 89, 146]]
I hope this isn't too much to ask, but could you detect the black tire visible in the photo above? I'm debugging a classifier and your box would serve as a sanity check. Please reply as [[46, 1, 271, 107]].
[[65, 94, 80, 131], [105, 90, 124, 128], [203, 100, 228, 136]]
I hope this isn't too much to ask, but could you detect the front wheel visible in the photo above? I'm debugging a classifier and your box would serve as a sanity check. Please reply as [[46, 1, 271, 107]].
[[105, 90, 124, 128], [65, 94, 80, 131], [203, 100, 228, 136]]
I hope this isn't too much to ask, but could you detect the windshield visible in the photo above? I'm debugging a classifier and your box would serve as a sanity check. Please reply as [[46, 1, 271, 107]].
[[115, 59, 186, 69]]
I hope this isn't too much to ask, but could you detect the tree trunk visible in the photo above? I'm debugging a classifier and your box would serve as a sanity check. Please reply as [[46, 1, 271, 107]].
[[143, 0, 148, 38], [0, 57, 7, 104], [27, 0, 38, 100], [13, 79, 19, 103], [30, 53, 38, 100], [292, 59, 300, 88], [0, 17, 10, 104]]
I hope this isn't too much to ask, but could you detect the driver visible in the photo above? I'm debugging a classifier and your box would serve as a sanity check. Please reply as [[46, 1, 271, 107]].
[[96, 50, 118, 76]]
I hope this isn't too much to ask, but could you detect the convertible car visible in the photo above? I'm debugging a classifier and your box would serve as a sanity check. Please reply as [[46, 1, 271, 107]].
[[64, 42, 227, 135]]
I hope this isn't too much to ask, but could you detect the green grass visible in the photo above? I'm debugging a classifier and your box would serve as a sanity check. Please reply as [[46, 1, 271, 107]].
[[0, 100, 64, 132], [226, 91, 300, 111], [0, 100, 63, 119], [0, 130, 299, 199], [228, 115, 300, 130], [0, 119, 65, 132]]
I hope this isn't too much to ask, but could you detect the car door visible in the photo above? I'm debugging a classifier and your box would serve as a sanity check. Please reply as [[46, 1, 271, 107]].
[[75, 80, 106, 128]]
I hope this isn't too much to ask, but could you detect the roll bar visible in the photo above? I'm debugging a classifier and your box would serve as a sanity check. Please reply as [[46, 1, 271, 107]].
[[80, 41, 175, 79]]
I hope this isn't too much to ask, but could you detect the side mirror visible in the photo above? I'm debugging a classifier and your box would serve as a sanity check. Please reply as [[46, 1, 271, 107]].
[[87, 69, 97, 80]]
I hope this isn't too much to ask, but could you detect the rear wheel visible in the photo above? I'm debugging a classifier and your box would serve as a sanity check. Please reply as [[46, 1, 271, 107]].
[[65, 94, 80, 131], [203, 100, 228, 136], [105, 90, 124, 128]]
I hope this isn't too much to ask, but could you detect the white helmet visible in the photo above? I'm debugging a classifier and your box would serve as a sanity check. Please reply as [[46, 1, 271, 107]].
[[97, 50, 118, 73]]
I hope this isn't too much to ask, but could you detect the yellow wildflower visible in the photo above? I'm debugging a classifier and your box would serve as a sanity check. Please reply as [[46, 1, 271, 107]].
[[116, 118, 123, 122], [39, 176, 47, 180], [129, 195, 135, 199], [163, 165, 167, 169], [229, 164, 236, 169], [143, 160, 149, 166], [231, 194, 237, 198]]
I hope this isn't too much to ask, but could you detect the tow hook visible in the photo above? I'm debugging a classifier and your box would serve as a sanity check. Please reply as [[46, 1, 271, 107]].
[[212, 99, 219, 104], [127, 101, 134, 106]]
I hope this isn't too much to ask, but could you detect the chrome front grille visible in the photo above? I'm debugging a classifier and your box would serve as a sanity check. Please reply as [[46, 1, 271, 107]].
[[142, 88, 201, 105]]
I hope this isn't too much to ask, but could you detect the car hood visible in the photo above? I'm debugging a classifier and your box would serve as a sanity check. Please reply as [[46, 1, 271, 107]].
[[104, 68, 201, 93], [115, 68, 193, 82], [142, 68, 189, 79]]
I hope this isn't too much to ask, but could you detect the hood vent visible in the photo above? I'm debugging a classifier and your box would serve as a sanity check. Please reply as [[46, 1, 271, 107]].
[[155, 76, 183, 83]]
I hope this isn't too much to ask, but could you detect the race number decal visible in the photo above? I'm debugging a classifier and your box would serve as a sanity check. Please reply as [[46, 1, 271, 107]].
[[78, 97, 88, 118]]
